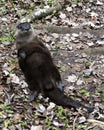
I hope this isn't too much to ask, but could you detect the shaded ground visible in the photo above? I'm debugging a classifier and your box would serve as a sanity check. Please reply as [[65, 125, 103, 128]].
[[0, 0, 104, 130]]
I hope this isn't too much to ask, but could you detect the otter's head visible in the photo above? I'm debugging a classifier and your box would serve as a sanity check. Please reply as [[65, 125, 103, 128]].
[[16, 22, 35, 49], [17, 22, 31, 31]]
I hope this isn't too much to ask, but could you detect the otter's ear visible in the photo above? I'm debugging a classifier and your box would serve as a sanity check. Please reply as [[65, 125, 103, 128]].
[[17, 22, 31, 31]]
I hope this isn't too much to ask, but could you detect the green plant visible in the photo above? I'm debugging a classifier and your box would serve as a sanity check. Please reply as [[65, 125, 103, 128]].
[[48, 0, 54, 4], [57, 107, 69, 129], [72, 0, 83, 3], [76, 124, 88, 130], [57, 106, 66, 119], [34, 114, 38, 119], [30, 3, 36, 9], [60, 66, 66, 72], [0, 0, 5, 5], [51, 127, 58, 130], [1, 7, 6, 14], [0, 112, 3, 117], [85, 61, 92, 68], [4, 119, 12, 128], [1, 103, 14, 114], [101, 93, 104, 101], [79, 89, 90, 97], [20, 120, 28, 127], [45, 117, 52, 126], [0, 33, 14, 43], [40, 0, 44, 8]]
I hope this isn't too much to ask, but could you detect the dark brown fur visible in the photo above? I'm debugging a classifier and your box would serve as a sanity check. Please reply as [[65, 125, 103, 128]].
[[16, 22, 93, 112]]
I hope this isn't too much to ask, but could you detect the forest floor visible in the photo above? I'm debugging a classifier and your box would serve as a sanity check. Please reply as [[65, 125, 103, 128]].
[[0, 0, 104, 130]]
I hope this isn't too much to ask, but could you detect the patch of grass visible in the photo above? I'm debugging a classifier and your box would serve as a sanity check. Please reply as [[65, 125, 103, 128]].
[[0, 34, 14, 43], [0, 0, 5, 6], [57, 106, 66, 119], [40, 0, 44, 8], [8, 58, 16, 65], [60, 66, 66, 72], [72, 0, 78, 3], [0, 0, 5, 3], [85, 61, 92, 68], [9, 0, 15, 8], [0, 0, 7, 14], [0, 112, 3, 117], [45, 115, 66, 130], [45, 117, 52, 126], [51, 127, 58, 130], [20, 120, 28, 127], [101, 93, 104, 102], [72, 0, 83, 3], [76, 124, 88, 130], [30, 3, 36, 9], [34, 113, 38, 119], [4, 119, 13, 128], [56, 107, 69, 129], [1, 6, 7, 14], [79, 88, 90, 97], [47, 0, 56, 5], [38, 115, 58, 130], [1, 103, 14, 114], [95, 88, 99, 95]]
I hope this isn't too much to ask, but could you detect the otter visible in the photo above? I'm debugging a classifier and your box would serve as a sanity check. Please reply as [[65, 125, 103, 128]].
[[15, 22, 93, 113]]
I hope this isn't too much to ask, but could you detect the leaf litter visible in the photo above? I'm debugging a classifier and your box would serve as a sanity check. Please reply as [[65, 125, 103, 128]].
[[0, 0, 104, 129]]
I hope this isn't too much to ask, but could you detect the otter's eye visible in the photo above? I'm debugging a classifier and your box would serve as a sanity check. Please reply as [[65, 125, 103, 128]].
[[17, 22, 31, 31]]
